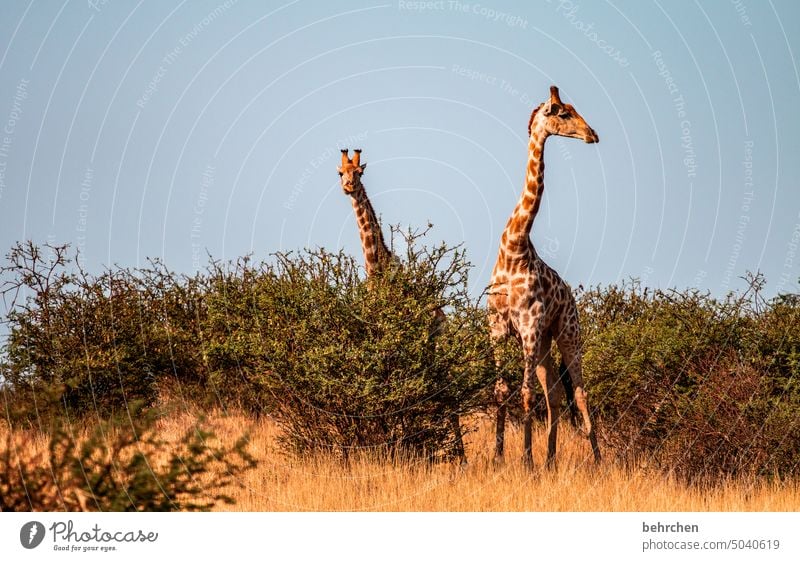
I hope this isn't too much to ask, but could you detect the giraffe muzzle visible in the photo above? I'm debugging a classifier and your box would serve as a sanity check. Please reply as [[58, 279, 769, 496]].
[[584, 128, 599, 144]]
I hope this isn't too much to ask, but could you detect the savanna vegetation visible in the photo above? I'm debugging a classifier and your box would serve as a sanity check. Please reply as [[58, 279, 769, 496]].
[[0, 234, 798, 511]]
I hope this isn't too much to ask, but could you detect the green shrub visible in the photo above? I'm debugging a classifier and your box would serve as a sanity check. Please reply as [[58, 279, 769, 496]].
[[0, 242, 209, 421], [208, 231, 494, 460], [0, 234, 494, 461], [2, 239, 798, 479], [579, 275, 800, 479]]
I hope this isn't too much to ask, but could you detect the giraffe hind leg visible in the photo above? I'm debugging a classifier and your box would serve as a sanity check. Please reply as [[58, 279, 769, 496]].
[[558, 359, 580, 428], [490, 318, 512, 462], [556, 334, 601, 463]]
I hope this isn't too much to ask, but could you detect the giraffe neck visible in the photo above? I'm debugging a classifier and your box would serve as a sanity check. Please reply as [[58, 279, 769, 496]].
[[350, 185, 392, 276], [501, 127, 548, 253]]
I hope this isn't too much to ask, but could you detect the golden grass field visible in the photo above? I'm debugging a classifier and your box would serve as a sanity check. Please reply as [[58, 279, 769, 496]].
[[5, 411, 800, 512], [180, 412, 800, 512]]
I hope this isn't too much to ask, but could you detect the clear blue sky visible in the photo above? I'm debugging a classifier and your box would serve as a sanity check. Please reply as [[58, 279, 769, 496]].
[[0, 0, 798, 300]]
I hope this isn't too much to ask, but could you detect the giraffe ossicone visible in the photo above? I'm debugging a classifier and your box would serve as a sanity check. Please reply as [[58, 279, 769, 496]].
[[489, 85, 602, 468]]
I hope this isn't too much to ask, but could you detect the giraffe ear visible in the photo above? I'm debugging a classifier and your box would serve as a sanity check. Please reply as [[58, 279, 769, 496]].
[[543, 101, 561, 116], [358, 163, 366, 173]]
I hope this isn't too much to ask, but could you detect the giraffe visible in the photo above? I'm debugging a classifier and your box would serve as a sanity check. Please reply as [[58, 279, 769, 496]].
[[337, 149, 393, 277], [488, 86, 601, 468], [337, 149, 466, 463]]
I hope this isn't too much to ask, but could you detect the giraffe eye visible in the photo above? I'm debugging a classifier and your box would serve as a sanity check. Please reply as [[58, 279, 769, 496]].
[[338, 172, 343, 177]]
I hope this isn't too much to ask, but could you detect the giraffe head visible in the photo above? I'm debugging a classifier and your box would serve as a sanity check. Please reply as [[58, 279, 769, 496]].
[[338, 149, 367, 195], [528, 86, 599, 144]]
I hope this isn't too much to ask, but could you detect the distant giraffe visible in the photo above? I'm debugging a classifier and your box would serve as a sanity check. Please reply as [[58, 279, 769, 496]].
[[337, 149, 466, 463], [337, 149, 392, 277], [489, 87, 601, 468]]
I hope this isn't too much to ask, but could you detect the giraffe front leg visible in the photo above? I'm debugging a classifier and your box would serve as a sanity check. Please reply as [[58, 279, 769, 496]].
[[538, 349, 562, 469], [520, 372, 535, 469], [489, 310, 511, 463], [520, 310, 550, 467], [521, 333, 548, 470]]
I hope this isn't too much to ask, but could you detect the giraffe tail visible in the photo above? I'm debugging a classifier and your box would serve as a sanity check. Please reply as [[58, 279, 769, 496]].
[[558, 359, 580, 428]]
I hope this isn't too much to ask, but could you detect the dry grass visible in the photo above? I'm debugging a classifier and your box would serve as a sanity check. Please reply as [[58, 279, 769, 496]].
[[178, 412, 800, 512], [4, 412, 799, 512]]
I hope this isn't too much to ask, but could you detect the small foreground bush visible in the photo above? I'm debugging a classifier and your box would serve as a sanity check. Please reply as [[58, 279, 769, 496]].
[[0, 403, 256, 511]]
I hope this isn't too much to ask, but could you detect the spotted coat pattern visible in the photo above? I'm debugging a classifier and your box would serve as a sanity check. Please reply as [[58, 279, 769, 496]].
[[488, 87, 602, 467]]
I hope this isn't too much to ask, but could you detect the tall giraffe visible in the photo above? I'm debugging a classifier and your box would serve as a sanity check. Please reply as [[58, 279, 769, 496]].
[[337, 149, 466, 463], [489, 86, 601, 468]]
